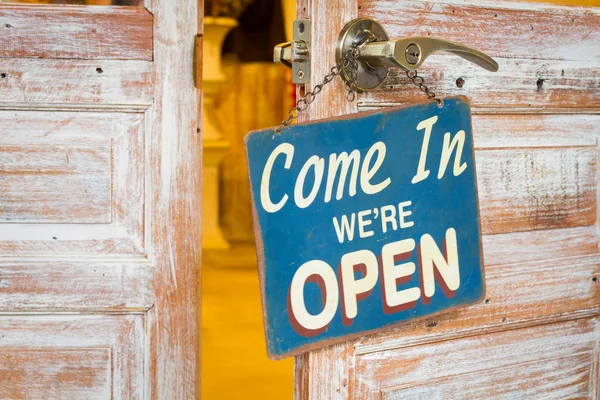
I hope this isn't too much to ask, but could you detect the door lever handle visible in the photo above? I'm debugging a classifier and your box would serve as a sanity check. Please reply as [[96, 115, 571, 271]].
[[336, 18, 499, 91], [359, 37, 499, 73]]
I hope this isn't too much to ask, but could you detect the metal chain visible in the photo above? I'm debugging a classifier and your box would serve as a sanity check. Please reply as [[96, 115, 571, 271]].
[[275, 45, 361, 134], [406, 70, 443, 107], [276, 40, 440, 133], [405, 70, 435, 99]]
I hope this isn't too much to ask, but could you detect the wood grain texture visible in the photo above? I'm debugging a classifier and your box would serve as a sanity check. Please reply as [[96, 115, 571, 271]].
[[472, 114, 600, 149], [358, 0, 600, 61], [294, 0, 358, 398], [0, 262, 153, 311], [0, 4, 153, 60], [357, 0, 600, 111], [0, 314, 145, 399], [0, 2, 200, 398], [0, 145, 111, 223], [354, 318, 600, 399], [383, 352, 592, 399], [355, 253, 600, 354], [0, 110, 146, 258], [358, 58, 600, 111], [0, 59, 153, 105], [0, 348, 112, 400], [145, 0, 199, 398], [299, 0, 600, 398], [477, 146, 597, 234], [482, 226, 599, 266]]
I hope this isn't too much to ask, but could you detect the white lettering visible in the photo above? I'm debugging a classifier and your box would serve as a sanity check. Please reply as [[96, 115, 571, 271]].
[[332, 214, 356, 243], [358, 210, 374, 238], [360, 142, 391, 195], [398, 201, 414, 229], [325, 150, 360, 202], [260, 143, 294, 213], [294, 155, 325, 208], [438, 130, 467, 179], [341, 250, 379, 321], [412, 116, 438, 184], [420, 228, 460, 299], [380, 205, 397, 234], [289, 260, 339, 331], [381, 239, 421, 309]]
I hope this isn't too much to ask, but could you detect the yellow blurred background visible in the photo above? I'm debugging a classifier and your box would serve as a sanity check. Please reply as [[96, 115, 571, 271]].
[[201, 0, 600, 399]]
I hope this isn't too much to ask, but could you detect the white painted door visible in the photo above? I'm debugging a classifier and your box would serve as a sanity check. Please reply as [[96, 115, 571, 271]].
[[0, 2, 200, 398], [295, 1, 600, 398]]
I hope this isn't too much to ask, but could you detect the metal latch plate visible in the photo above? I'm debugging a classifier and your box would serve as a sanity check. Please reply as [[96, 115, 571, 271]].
[[292, 19, 310, 84]]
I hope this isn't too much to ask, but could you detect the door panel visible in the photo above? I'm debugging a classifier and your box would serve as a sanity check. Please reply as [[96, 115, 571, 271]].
[[0, 110, 147, 257], [0, 315, 145, 399], [0, 5, 153, 60], [360, 58, 600, 110], [2, 349, 113, 399], [356, 254, 600, 353], [296, 0, 600, 398], [357, 318, 600, 399], [0, 1, 199, 398], [0, 60, 153, 104], [0, 262, 152, 310]]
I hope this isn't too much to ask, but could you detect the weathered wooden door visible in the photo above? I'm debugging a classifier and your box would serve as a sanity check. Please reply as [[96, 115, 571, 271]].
[[0, 2, 200, 399], [295, 1, 600, 398]]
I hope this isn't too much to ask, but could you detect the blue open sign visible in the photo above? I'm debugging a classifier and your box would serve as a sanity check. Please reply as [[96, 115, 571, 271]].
[[245, 97, 485, 359]]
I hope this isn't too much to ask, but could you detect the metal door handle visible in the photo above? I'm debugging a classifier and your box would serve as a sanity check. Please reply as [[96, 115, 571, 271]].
[[336, 18, 498, 90], [359, 37, 499, 72], [274, 18, 499, 89]]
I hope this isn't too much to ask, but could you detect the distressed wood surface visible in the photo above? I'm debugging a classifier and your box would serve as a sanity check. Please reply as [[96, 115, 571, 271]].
[[472, 114, 600, 149], [145, 0, 199, 399], [0, 348, 112, 400], [298, 0, 600, 399], [0, 4, 153, 60], [0, 59, 153, 105], [482, 225, 599, 266], [0, 145, 111, 223], [363, 318, 600, 399], [359, 58, 600, 111], [0, 2, 199, 399], [0, 110, 146, 258], [358, 0, 600, 61], [355, 253, 600, 354], [0, 262, 153, 311], [477, 146, 597, 234], [358, 0, 600, 110], [294, 0, 358, 398], [0, 315, 145, 399], [383, 352, 593, 399]]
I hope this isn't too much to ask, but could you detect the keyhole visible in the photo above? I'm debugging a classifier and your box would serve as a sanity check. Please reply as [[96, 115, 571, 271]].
[[405, 44, 421, 65]]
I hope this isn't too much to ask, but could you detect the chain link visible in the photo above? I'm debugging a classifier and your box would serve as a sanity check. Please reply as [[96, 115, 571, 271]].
[[276, 40, 440, 133], [275, 45, 361, 134], [405, 70, 435, 99], [405, 70, 443, 107]]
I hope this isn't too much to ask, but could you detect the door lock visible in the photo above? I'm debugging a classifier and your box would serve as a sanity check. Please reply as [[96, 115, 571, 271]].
[[275, 18, 498, 91], [274, 19, 311, 84]]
